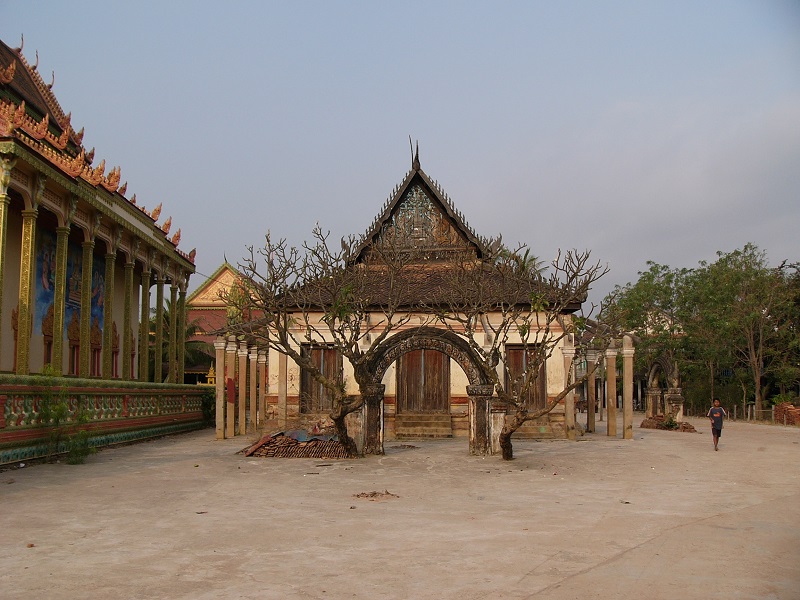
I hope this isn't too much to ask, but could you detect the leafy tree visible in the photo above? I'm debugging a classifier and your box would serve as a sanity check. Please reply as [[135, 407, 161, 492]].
[[605, 262, 690, 392], [691, 244, 796, 414], [149, 300, 212, 383]]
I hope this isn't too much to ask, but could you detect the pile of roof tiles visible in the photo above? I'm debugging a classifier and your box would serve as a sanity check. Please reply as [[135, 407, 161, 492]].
[[243, 432, 352, 459], [639, 414, 697, 432], [774, 402, 800, 426]]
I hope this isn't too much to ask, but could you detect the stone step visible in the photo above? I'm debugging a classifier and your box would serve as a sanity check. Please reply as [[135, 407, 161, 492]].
[[511, 419, 563, 440], [395, 413, 453, 438]]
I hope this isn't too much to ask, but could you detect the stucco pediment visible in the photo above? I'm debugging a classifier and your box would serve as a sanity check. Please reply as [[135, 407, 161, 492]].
[[188, 264, 239, 307]]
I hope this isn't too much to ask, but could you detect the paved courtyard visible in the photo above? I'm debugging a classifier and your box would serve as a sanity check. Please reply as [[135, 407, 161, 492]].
[[1, 414, 798, 600]]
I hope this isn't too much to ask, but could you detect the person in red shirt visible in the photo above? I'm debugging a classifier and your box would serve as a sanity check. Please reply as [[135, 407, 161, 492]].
[[707, 398, 727, 451]]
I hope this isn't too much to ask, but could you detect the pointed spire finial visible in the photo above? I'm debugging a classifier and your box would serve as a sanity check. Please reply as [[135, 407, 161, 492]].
[[409, 136, 421, 171]]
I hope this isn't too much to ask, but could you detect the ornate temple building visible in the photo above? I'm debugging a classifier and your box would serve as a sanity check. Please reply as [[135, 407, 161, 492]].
[[210, 153, 636, 454], [0, 38, 205, 463]]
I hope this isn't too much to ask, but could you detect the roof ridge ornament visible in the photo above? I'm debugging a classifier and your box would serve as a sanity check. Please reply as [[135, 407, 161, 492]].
[[409, 136, 420, 171]]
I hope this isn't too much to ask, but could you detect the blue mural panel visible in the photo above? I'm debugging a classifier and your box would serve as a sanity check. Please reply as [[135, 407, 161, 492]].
[[33, 234, 105, 337]]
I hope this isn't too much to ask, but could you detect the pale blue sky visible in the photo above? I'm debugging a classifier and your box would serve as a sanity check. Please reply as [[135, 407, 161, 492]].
[[2, 1, 798, 306]]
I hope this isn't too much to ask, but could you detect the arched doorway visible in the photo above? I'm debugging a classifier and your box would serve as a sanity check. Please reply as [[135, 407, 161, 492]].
[[366, 327, 493, 455], [646, 355, 684, 420], [395, 348, 451, 437]]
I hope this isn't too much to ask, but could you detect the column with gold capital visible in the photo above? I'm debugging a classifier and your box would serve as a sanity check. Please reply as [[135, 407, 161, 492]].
[[16, 175, 45, 375], [122, 255, 136, 380], [154, 273, 165, 382], [168, 281, 178, 383], [102, 239, 118, 378], [15, 207, 38, 375], [51, 224, 71, 375], [177, 279, 187, 383], [138, 266, 151, 381], [79, 237, 95, 378], [0, 155, 17, 363]]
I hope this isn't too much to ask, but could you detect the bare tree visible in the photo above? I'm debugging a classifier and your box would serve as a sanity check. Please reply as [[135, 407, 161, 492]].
[[222, 225, 424, 457], [430, 245, 619, 460]]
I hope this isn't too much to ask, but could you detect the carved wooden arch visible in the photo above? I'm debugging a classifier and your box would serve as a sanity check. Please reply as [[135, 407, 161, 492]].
[[647, 355, 679, 389], [369, 326, 490, 387]]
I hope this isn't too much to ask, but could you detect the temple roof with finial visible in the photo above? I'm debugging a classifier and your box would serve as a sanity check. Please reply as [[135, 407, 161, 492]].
[[352, 143, 495, 263]]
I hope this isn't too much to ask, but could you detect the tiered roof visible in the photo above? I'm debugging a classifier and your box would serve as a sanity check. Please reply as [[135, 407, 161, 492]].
[[0, 37, 194, 264]]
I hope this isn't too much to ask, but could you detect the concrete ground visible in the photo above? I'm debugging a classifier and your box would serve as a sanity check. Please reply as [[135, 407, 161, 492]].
[[1, 413, 798, 600]]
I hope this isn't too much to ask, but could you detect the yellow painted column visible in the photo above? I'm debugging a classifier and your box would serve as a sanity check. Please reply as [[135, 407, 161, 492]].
[[0, 155, 16, 363], [102, 251, 116, 378], [177, 283, 187, 383], [50, 226, 70, 375], [138, 268, 151, 381], [122, 259, 135, 380], [561, 343, 576, 441], [154, 275, 164, 382], [16, 208, 38, 375], [225, 335, 237, 438], [78, 239, 95, 378], [214, 336, 226, 439], [622, 335, 635, 440], [605, 348, 618, 438], [168, 282, 178, 383]]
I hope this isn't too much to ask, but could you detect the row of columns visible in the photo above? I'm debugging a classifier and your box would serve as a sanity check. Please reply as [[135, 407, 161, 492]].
[[564, 335, 635, 440], [214, 335, 267, 440], [0, 159, 188, 381], [210, 332, 636, 452]]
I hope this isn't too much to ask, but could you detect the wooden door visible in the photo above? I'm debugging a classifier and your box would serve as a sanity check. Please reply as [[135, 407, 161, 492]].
[[505, 346, 546, 411], [397, 349, 450, 413]]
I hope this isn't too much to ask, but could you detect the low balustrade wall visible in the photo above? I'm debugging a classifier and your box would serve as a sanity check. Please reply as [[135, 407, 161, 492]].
[[0, 374, 213, 464]]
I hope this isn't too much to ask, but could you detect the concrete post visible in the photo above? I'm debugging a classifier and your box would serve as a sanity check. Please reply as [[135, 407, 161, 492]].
[[237, 340, 248, 436], [586, 350, 596, 433], [467, 383, 493, 455], [605, 348, 618, 437], [225, 335, 237, 438], [249, 346, 258, 433], [362, 383, 386, 455], [277, 352, 288, 428], [562, 342, 576, 441], [258, 349, 267, 428], [214, 336, 226, 439], [622, 335, 634, 440]]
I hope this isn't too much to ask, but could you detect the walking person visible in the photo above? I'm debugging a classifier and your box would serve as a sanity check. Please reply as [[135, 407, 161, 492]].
[[707, 398, 727, 451]]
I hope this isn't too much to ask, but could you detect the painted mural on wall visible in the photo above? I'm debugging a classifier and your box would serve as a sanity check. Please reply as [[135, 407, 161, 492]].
[[34, 231, 105, 336]]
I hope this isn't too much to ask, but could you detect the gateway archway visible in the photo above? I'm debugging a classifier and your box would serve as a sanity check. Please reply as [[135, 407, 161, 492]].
[[362, 327, 494, 455]]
